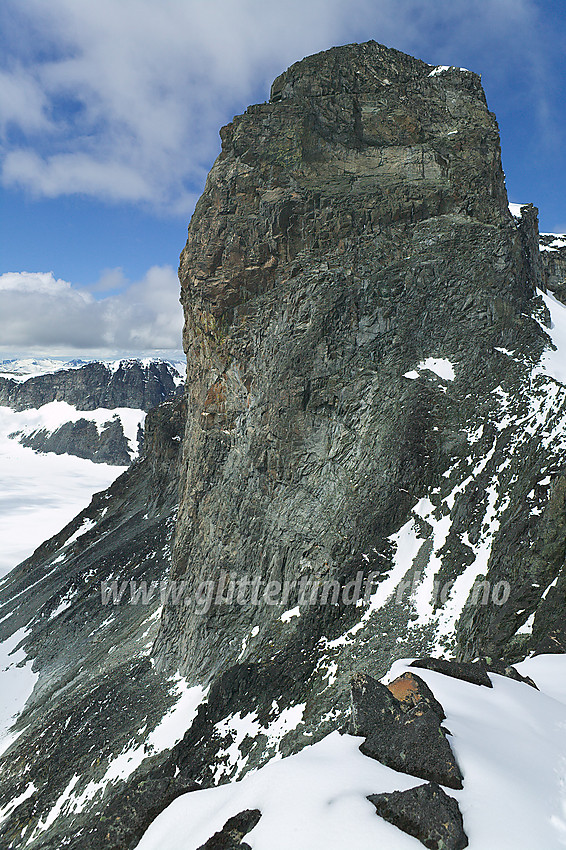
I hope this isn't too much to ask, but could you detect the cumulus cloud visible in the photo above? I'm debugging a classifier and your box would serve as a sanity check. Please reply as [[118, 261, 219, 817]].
[[0, 267, 183, 354], [0, 0, 552, 213]]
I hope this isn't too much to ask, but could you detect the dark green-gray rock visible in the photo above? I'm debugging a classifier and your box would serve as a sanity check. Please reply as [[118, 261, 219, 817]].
[[368, 782, 468, 849]]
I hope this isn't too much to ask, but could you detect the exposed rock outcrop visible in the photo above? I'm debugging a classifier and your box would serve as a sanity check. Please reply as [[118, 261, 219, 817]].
[[196, 809, 261, 850], [16, 415, 135, 465], [156, 39, 553, 692], [410, 657, 492, 687], [350, 672, 463, 789], [540, 232, 566, 303], [368, 783, 468, 850]]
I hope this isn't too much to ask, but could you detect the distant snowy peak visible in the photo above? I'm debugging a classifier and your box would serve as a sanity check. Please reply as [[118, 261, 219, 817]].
[[0, 358, 184, 413], [0, 358, 87, 381], [0, 357, 185, 385], [103, 358, 186, 387]]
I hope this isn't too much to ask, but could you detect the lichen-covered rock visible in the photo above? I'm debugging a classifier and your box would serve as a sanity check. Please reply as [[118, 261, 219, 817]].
[[387, 671, 446, 718], [351, 672, 463, 789], [368, 782, 468, 850]]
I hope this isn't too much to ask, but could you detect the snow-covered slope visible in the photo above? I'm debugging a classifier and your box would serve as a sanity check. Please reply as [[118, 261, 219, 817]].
[[134, 655, 566, 850], [0, 424, 124, 576], [0, 357, 184, 576]]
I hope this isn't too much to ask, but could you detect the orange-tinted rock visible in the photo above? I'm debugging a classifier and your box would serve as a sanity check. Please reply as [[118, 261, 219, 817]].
[[387, 672, 446, 719]]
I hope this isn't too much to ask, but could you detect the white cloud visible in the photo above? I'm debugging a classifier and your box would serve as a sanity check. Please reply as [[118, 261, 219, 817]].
[[3, 151, 153, 202], [0, 0, 548, 212], [0, 267, 183, 353], [0, 68, 50, 134]]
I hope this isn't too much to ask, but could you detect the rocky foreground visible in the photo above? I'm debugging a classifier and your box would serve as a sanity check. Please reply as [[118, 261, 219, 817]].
[[1, 41, 566, 849]]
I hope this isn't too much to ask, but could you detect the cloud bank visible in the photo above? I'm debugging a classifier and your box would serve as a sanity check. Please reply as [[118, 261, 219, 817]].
[[0, 267, 183, 354], [0, 0, 551, 215]]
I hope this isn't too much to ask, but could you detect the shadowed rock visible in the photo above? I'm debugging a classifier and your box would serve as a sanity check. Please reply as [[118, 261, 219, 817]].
[[368, 782, 468, 849], [480, 658, 538, 689], [411, 657, 492, 687], [351, 672, 463, 789], [196, 809, 261, 850]]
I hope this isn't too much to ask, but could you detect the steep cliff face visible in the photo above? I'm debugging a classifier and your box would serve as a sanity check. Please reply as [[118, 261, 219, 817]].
[[0, 397, 190, 850], [156, 41, 552, 696]]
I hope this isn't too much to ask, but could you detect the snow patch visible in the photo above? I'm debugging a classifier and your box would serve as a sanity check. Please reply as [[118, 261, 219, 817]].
[[280, 606, 300, 623], [0, 628, 38, 757], [536, 291, 566, 384], [428, 65, 468, 76], [404, 358, 455, 381]]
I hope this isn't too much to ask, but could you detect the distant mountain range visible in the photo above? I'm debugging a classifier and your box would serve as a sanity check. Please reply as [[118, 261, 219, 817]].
[[0, 358, 185, 577], [0, 358, 184, 465]]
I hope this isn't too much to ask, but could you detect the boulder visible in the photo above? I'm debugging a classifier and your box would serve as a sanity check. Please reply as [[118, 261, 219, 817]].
[[410, 657, 492, 687], [196, 809, 261, 850], [368, 782, 468, 849], [351, 673, 463, 789]]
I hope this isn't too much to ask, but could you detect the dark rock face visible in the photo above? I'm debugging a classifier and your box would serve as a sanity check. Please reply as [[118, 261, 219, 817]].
[[16, 416, 134, 465], [196, 809, 261, 850], [368, 783, 468, 850], [540, 232, 566, 303], [156, 39, 552, 692], [350, 672, 463, 789], [479, 657, 538, 688], [0, 360, 181, 412], [410, 657, 492, 687]]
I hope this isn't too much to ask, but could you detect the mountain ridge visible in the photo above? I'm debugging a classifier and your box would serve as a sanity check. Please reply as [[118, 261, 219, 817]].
[[0, 358, 184, 465]]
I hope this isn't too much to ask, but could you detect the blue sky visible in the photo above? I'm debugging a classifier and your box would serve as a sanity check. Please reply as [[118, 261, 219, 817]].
[[1, 0, 565, 356]]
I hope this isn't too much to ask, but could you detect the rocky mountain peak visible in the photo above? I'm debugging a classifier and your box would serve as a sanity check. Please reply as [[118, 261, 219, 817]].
[[269, 39, 473, 99], [180, 41, 509, 332], [164, 40, 544, 684]]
